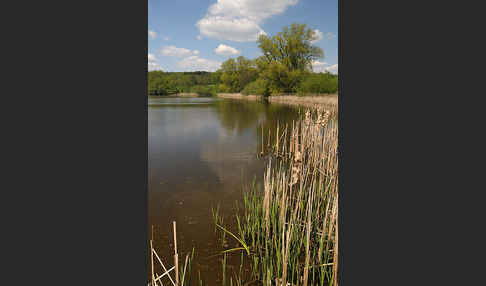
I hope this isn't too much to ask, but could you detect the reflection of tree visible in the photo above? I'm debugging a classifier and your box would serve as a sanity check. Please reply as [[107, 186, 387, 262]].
[[212, 100, 302, 154], [213, 100, 266, 134], [256, 104, 302, 154]]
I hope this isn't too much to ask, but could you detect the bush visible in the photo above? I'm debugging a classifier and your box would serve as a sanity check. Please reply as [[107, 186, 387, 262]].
[[297, 72, 338, 95], [191, 85, 217, 96], [217, 84, 232, 93], [242, 79, 271, 96]]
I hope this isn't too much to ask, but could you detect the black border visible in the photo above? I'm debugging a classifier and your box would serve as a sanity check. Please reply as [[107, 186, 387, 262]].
[[338, 0, 343, 283], [5, 1, 149, 284], [6, 0, 461, 284]]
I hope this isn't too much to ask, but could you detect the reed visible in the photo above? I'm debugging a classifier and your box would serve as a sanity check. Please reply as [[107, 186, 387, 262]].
[[149, 222, 196, 286], [214, 108, 339, 285]]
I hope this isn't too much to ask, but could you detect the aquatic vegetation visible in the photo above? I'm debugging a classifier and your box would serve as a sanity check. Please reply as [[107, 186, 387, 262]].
[[149, 222, 196, 286], [215, 108, 339, 285]]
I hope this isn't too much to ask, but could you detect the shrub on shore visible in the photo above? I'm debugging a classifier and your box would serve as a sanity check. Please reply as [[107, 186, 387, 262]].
[[241, 79, 270, 96], [190, 84, 218, 96], [297, 72, 338, 95]]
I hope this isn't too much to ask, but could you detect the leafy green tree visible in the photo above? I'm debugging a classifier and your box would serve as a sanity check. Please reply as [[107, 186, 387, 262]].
[[257, 23, 323, 72], [256, 59, 305, 94], [219, 56, 259, 92], [148, 71, 219, 96], [297, 72, 338, 95], [255, 23, 324, 94], [242, 78, 270, 96], [236, 56, 259, 91], [220, 58, 239, 92]]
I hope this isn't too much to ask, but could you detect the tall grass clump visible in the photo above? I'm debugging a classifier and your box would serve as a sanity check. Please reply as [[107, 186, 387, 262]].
[[215, 108, 339, 285]]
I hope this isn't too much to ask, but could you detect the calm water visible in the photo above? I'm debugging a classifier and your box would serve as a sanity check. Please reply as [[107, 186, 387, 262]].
[[148, 96, 302, 283]]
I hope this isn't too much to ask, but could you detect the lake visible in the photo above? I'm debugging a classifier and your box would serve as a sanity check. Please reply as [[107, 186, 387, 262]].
[[148, 96, 303, 283]]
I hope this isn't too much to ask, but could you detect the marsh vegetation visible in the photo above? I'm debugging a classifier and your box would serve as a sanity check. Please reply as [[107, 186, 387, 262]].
[[211, 108, 338, 285]]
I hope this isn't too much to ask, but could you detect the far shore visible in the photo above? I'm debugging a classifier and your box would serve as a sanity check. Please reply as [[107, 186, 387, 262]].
[[149, 93, 338, 109], [171, 93, 206, 97]]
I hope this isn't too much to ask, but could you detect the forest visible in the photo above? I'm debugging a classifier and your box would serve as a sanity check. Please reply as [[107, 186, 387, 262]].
[[148, 23, 338, 97]]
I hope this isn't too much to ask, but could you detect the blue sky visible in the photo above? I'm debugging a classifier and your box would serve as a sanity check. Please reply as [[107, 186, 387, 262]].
[[148, 0, 338, 74]]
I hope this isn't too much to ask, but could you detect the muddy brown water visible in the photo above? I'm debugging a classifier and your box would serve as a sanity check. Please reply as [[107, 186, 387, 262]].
[[148, 96, 303, 284]]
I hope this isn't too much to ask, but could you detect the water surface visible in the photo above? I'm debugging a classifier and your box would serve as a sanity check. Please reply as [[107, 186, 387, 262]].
[[148, 96, 302, 283]]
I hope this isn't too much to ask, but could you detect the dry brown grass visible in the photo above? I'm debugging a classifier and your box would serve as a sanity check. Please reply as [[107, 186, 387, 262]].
[[268, 94, 338, 110], [216, 93, 338, 110], [216, 93, 263, 100]]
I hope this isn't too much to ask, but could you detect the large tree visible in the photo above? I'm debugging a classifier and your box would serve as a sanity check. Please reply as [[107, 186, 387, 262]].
[[256, 23, 324, 93], [219, 56, 258, 92], [257, 23, 323, 72]]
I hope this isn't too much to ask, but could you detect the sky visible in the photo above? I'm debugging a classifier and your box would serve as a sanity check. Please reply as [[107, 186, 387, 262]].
[[148, 0, 338, 74]]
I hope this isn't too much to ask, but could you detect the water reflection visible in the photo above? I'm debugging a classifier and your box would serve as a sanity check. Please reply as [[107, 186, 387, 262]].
[[147, 96, 303, 282]]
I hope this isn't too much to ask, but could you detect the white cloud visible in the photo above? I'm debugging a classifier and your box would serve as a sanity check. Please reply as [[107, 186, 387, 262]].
[[326, 64, 338, 74], [207, 0, 299, 22], [214, 44, 241, 56], [312, 60, 327, 72], [197, 17, 266, 42], [312, 60, 338, 74], [148, 53, 162, 71], [161, 46, 198, 57], [177, 55, 221, 72], [163, 36, 169, 41], [311, 29, 323, 43], [148, 62, 161, 71], [148, 30, 157, 39], [197, 0, 299, 42], [325, 32, 336, 40], [196, 35, 203, 40]]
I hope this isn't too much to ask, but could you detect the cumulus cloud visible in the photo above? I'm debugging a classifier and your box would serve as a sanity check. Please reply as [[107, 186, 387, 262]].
[[148, 30, 157, 39], [207, 0, 299, 22], [312, 60, 338, 74], [325, 32, 336, 40], [311, 29, 323, 43], [148, 53, 162, 71], [196, 35, 203, 40], [177, 55, 221, 72], [197, 17, 266, 42], [325, 64, 338, 74], [161, 46, 198, 57], [197, 0, 298, 42], [214, 44, 241, 56]]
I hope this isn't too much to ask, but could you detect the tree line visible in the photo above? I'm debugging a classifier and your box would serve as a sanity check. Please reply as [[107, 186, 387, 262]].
[[148, 23, 338, 96]]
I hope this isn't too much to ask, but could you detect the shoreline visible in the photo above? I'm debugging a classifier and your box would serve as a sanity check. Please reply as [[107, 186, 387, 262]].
[[216, 93, 338, 109], [149, 93, 210, 98], [149, 93, 338, 109]]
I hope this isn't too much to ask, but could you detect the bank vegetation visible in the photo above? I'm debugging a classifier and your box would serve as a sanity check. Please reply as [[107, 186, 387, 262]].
[[148, 23, 338, 97]]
